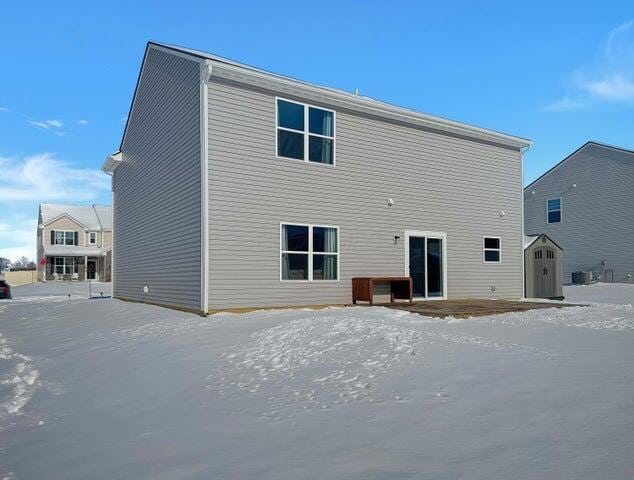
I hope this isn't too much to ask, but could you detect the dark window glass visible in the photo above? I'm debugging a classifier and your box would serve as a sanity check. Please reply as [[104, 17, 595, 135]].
[[282, 224, 308, 251], [281, 253, 308, 280], [308, 107, 333, 136], [484, 237, 500, 249], [313, 227, 337, 253], [547, 198, 561, 211], [427, 238, 443, 297], [277, 100, 304, 131], [484, 250, 500, 262], [278, 130, 304, 160], [548, 210, 561, 223], [308, 136, 333, 164], [409, 237, 425, 297], [313, 254, 337, 280]]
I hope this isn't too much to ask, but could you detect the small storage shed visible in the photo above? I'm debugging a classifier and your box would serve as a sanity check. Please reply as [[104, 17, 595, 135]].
[[524, 234, 564, 300]]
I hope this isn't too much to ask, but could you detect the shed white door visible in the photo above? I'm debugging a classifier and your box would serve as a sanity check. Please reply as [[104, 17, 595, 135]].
[[534, 248, 556, 298]]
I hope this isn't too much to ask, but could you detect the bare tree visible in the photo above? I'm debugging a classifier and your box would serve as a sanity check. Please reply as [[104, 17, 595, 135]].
[[10, 256, 36, 271], [0, 257, 10, 272]]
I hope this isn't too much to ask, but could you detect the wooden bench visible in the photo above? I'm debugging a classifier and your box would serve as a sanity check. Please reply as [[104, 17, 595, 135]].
[[352, 276, 413, 306]]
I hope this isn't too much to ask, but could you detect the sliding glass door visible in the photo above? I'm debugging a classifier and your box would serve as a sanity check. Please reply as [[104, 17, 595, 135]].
[[407, 233, 445, 299]]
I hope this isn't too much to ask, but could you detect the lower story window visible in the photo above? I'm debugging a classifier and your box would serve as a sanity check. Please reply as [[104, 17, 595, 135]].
[[54, 257, 76, 275], [281, 223, 339, 281], [483, 237, 501, 263]]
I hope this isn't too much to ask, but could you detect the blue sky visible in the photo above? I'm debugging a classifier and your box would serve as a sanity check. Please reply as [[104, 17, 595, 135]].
[[1, 1, 633, 261]]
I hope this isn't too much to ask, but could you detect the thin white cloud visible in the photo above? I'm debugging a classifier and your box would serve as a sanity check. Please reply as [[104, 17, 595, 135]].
[[580, 74, 634, 100], [77, 119, 89, 125], [29, 120, 50, 129], [545, 20, 634, 110], [543, 96, 589, 112], [0, 153, 110, 202], [28, 119, 64, 130], [0, 107, 9, 112]]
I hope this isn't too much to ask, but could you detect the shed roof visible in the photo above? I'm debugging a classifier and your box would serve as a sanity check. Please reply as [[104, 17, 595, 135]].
[[524, 234, 563, 251]]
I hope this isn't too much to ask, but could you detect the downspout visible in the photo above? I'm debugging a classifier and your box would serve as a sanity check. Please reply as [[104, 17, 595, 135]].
[[520, 144, 532, 299], [104, 170, 114, 296], [200, 61, 212, 315]]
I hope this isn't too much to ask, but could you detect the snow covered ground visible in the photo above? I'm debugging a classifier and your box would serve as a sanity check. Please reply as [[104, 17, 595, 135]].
[[0, 282, 633, 479]]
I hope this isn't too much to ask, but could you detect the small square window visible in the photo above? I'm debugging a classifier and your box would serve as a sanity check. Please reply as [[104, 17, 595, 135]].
[[483, 237, 501, 263]]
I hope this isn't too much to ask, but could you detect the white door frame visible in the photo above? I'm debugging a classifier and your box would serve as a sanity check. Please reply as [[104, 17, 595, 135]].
[[404, 230, 448, 301]]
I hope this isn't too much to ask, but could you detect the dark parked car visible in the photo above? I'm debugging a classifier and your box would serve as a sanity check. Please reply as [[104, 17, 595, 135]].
[[0, 280, 11, 299]]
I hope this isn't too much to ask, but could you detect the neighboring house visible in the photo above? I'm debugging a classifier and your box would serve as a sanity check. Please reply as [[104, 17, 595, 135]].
[[103, 41, 531, 315], [37, 204, 113, 282], [524, 141, 634, 284]]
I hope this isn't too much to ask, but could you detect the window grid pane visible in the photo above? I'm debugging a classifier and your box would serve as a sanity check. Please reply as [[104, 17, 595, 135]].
[[277, 100, 304, 131], [484, 250, 500, 262], [484, 237, 500, 249], [308, 107, 334, 136], [278, 130, 304, 160]]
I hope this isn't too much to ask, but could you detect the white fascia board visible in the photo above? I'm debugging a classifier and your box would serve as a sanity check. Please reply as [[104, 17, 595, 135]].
[[206, 62, 532, 150]]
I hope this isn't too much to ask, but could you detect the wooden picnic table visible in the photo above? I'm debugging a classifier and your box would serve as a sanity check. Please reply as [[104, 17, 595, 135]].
[[352, 276, 413, 306]]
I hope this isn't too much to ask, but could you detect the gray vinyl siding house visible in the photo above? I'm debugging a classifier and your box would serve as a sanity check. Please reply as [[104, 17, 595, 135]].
[[524, 142, 634, 284], [104, 41, 531, 314]]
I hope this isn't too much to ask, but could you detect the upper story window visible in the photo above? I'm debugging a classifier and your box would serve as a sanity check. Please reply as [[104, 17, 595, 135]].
[[52, 230, 77, 246], [281, 223, 339, 281], [276, 98, 335, 165], [547, 198, 561, 224], [483, 237, 501, 263], [88, 232, 97, 244]]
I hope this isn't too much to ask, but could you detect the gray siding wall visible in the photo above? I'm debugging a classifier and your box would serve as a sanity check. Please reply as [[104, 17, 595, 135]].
[[524, 143, 634, 283], [207, 78, 524, 309], [113, 47, 202, 310]]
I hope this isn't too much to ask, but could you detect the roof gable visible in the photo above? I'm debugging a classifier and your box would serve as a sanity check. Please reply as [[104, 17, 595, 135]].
[[525, 141, 634, 190]]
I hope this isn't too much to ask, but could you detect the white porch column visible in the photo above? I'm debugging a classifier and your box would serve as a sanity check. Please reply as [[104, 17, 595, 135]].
[[85, 256, 88, 281]]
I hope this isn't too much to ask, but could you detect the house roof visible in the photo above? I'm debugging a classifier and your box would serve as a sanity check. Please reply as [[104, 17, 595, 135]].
[[115, 41, 532, 155], [40, 204, 112, 231], [524, 141, 634, 191]]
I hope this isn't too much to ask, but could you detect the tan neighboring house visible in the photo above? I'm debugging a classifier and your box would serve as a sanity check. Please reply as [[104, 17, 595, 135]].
[[36, 204, 112, 282]]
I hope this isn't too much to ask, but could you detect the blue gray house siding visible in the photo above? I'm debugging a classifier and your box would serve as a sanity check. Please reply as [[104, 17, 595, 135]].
[[112, 46, 203, 310], [524, 142, 634, 283]]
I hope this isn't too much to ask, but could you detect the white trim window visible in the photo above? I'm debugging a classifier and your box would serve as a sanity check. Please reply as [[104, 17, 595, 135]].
[[53, 230, 76, 246], [276, 98, 335, 165], [547, 198, 561, 223], [54, 257, 76, 275], [280, 223, 339, 281], [88, 232, 97, 244], [483, 237, 501, 263]]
